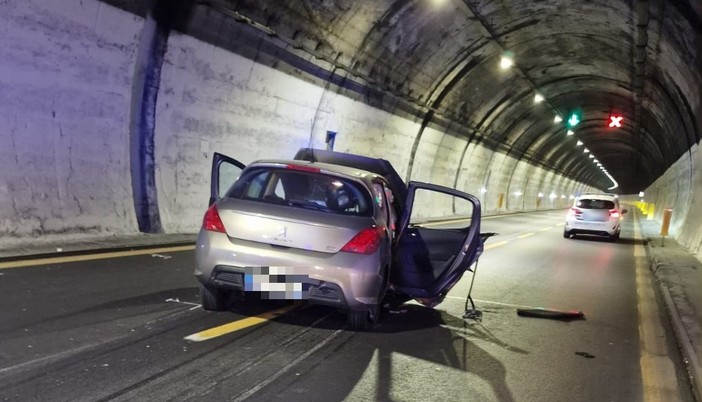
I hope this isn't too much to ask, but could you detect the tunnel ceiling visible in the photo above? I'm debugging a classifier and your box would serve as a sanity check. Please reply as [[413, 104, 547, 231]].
[[107, 0, 702, 193]]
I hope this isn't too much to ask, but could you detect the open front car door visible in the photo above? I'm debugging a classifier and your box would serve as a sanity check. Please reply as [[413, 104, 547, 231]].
[[209, 152, 246, 206], [391, 181, 483, 307]]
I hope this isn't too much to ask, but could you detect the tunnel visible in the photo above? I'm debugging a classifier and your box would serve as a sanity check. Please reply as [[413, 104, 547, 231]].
[[2, 0, 700, 258], [1, 1, 702, 400]]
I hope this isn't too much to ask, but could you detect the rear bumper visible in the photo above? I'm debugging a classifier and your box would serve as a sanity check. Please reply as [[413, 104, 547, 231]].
[[564, 220, 620, 236], [195, 230, 386, 311], [202, 265, 348, 308]]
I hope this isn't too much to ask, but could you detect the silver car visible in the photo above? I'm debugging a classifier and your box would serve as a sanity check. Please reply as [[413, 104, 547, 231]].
[[563, 193, 628, 242], [195, 149, 483, 330]]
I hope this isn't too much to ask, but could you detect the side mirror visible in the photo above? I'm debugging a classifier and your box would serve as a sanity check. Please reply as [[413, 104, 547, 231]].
[[622, 208, 628, 214]]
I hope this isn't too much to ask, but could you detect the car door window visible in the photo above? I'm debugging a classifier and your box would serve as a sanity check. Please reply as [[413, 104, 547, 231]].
[[210, 153, 246, 205]]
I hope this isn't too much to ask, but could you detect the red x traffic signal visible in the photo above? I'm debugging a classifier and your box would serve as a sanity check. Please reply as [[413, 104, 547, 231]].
[[609, 115, 623, 128]]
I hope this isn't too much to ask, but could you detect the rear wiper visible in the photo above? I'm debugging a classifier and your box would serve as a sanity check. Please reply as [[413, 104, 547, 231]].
[[287, 199, 329, 212]]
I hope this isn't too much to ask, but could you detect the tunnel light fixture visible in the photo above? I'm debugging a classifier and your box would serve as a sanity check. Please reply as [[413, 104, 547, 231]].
[[576, 140, 583, 146], [567, 129, 575, 136], [514, 190, 522, 197], [588, 154, 594, 159], [549, 193, 557, 200], [538, 192, 544, 198], [554, 115, 563, 123], [500, 52, 514, 69], [480, 187, 488, 194], [593, 159, 599, 163], [639, 191, 645, 197], [561, 194, 566, 199], [534, 93, 545, 103], [583, 148, 590, 153], [569, 195, 575, 199]]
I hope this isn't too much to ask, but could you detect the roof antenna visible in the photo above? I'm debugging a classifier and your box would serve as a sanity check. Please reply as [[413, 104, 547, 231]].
[[309, 118, 316, 163]]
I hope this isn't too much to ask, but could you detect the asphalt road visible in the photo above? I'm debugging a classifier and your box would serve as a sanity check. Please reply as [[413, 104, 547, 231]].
[[0, 210, 694, 401]]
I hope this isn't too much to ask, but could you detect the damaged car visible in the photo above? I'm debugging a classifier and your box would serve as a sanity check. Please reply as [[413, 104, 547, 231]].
[[195, 148, 484, 330]]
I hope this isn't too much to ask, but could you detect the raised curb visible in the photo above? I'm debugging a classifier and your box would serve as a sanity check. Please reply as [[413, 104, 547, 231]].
[[644, 236, 701, 401]]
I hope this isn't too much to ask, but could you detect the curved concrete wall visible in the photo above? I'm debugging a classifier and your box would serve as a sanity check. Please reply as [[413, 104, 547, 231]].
[[1, 0, 606, 245], [635, 144, 702, 260], [0, 0, 143, 244]]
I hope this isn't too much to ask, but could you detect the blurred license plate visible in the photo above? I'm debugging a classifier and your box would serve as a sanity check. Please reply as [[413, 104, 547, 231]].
[[244, 268, 310, 300]]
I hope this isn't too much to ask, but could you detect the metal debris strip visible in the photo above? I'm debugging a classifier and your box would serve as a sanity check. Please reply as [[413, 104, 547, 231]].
[[575, 351, 595, 359], [516, 308, 585, 321]]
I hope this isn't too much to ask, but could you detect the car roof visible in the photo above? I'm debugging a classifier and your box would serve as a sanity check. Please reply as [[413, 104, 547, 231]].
[[249, 159, 382, 182], [578, 193, 618, 200]]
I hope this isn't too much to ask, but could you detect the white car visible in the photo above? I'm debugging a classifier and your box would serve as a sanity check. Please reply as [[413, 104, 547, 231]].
[[563, 194, 627, 242]]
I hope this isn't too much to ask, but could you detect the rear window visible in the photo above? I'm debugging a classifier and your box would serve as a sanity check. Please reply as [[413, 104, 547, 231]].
[[576, 198, 615, 209], [226, 167, 372, 217]]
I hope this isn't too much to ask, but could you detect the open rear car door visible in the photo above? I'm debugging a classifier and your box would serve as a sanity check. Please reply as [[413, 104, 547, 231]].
[[209, 152, 246, 206], [391, 181, 483, 307]]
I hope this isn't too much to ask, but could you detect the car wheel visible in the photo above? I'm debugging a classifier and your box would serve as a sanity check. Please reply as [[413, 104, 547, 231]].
[[610, 232, 620, 243], [563, 230, 571, 239], [200, 283, 227, 311], [346, 308, 376, 331]]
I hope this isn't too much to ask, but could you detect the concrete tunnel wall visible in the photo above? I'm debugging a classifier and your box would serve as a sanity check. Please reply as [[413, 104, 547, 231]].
[[5, 0, 675, 247], [632, 144, 702, 261]]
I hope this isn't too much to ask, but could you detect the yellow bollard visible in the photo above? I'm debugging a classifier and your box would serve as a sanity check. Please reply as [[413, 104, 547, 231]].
[[660, 209, 673, 236], [661, 208, 673, 247], [647, 203, 655, 220], [497, 193, 504, 209]]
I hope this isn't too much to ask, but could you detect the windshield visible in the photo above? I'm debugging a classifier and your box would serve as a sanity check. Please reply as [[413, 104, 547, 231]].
[[226, 167, 373, 217]]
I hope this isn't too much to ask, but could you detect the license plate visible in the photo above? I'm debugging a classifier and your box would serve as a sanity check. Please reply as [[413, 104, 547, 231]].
[[244, 268, 310, 299]]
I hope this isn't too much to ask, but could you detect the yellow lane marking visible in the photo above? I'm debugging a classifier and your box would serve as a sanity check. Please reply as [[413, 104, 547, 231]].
[[538, 227, 552, 232], [553, 224, 562, 228], [184, 304, 299, 342], [633, 216, 682, 401], [485, 241, 508, 250], [518, 232, 535, 239], [0, 245, 195, 270]]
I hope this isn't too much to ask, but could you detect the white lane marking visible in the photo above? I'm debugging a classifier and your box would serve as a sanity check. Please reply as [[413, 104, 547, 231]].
[[151, 254, 173, 259]]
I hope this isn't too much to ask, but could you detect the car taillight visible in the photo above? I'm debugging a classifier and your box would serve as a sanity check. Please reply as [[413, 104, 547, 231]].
[[609, 209, 620, 219], [203, 204, 226, 233], [569, 207, 582, 216], [341, 226, 383, 254]]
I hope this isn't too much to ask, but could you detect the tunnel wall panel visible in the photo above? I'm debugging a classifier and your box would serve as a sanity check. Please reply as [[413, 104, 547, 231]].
[[0, 0, 142, 243], [642, 143, 701, 260]]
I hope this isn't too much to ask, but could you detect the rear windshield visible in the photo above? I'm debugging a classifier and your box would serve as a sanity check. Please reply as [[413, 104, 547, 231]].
[[576, 198, 615, 209], [226, 167, 373, 217]]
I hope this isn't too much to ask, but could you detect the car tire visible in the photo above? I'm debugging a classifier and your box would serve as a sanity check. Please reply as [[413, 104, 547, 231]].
[[563, 230, 571, 239], [610, 232, 620, 243], [346, 308, 376, 331], [200, 283, 227, 311]]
